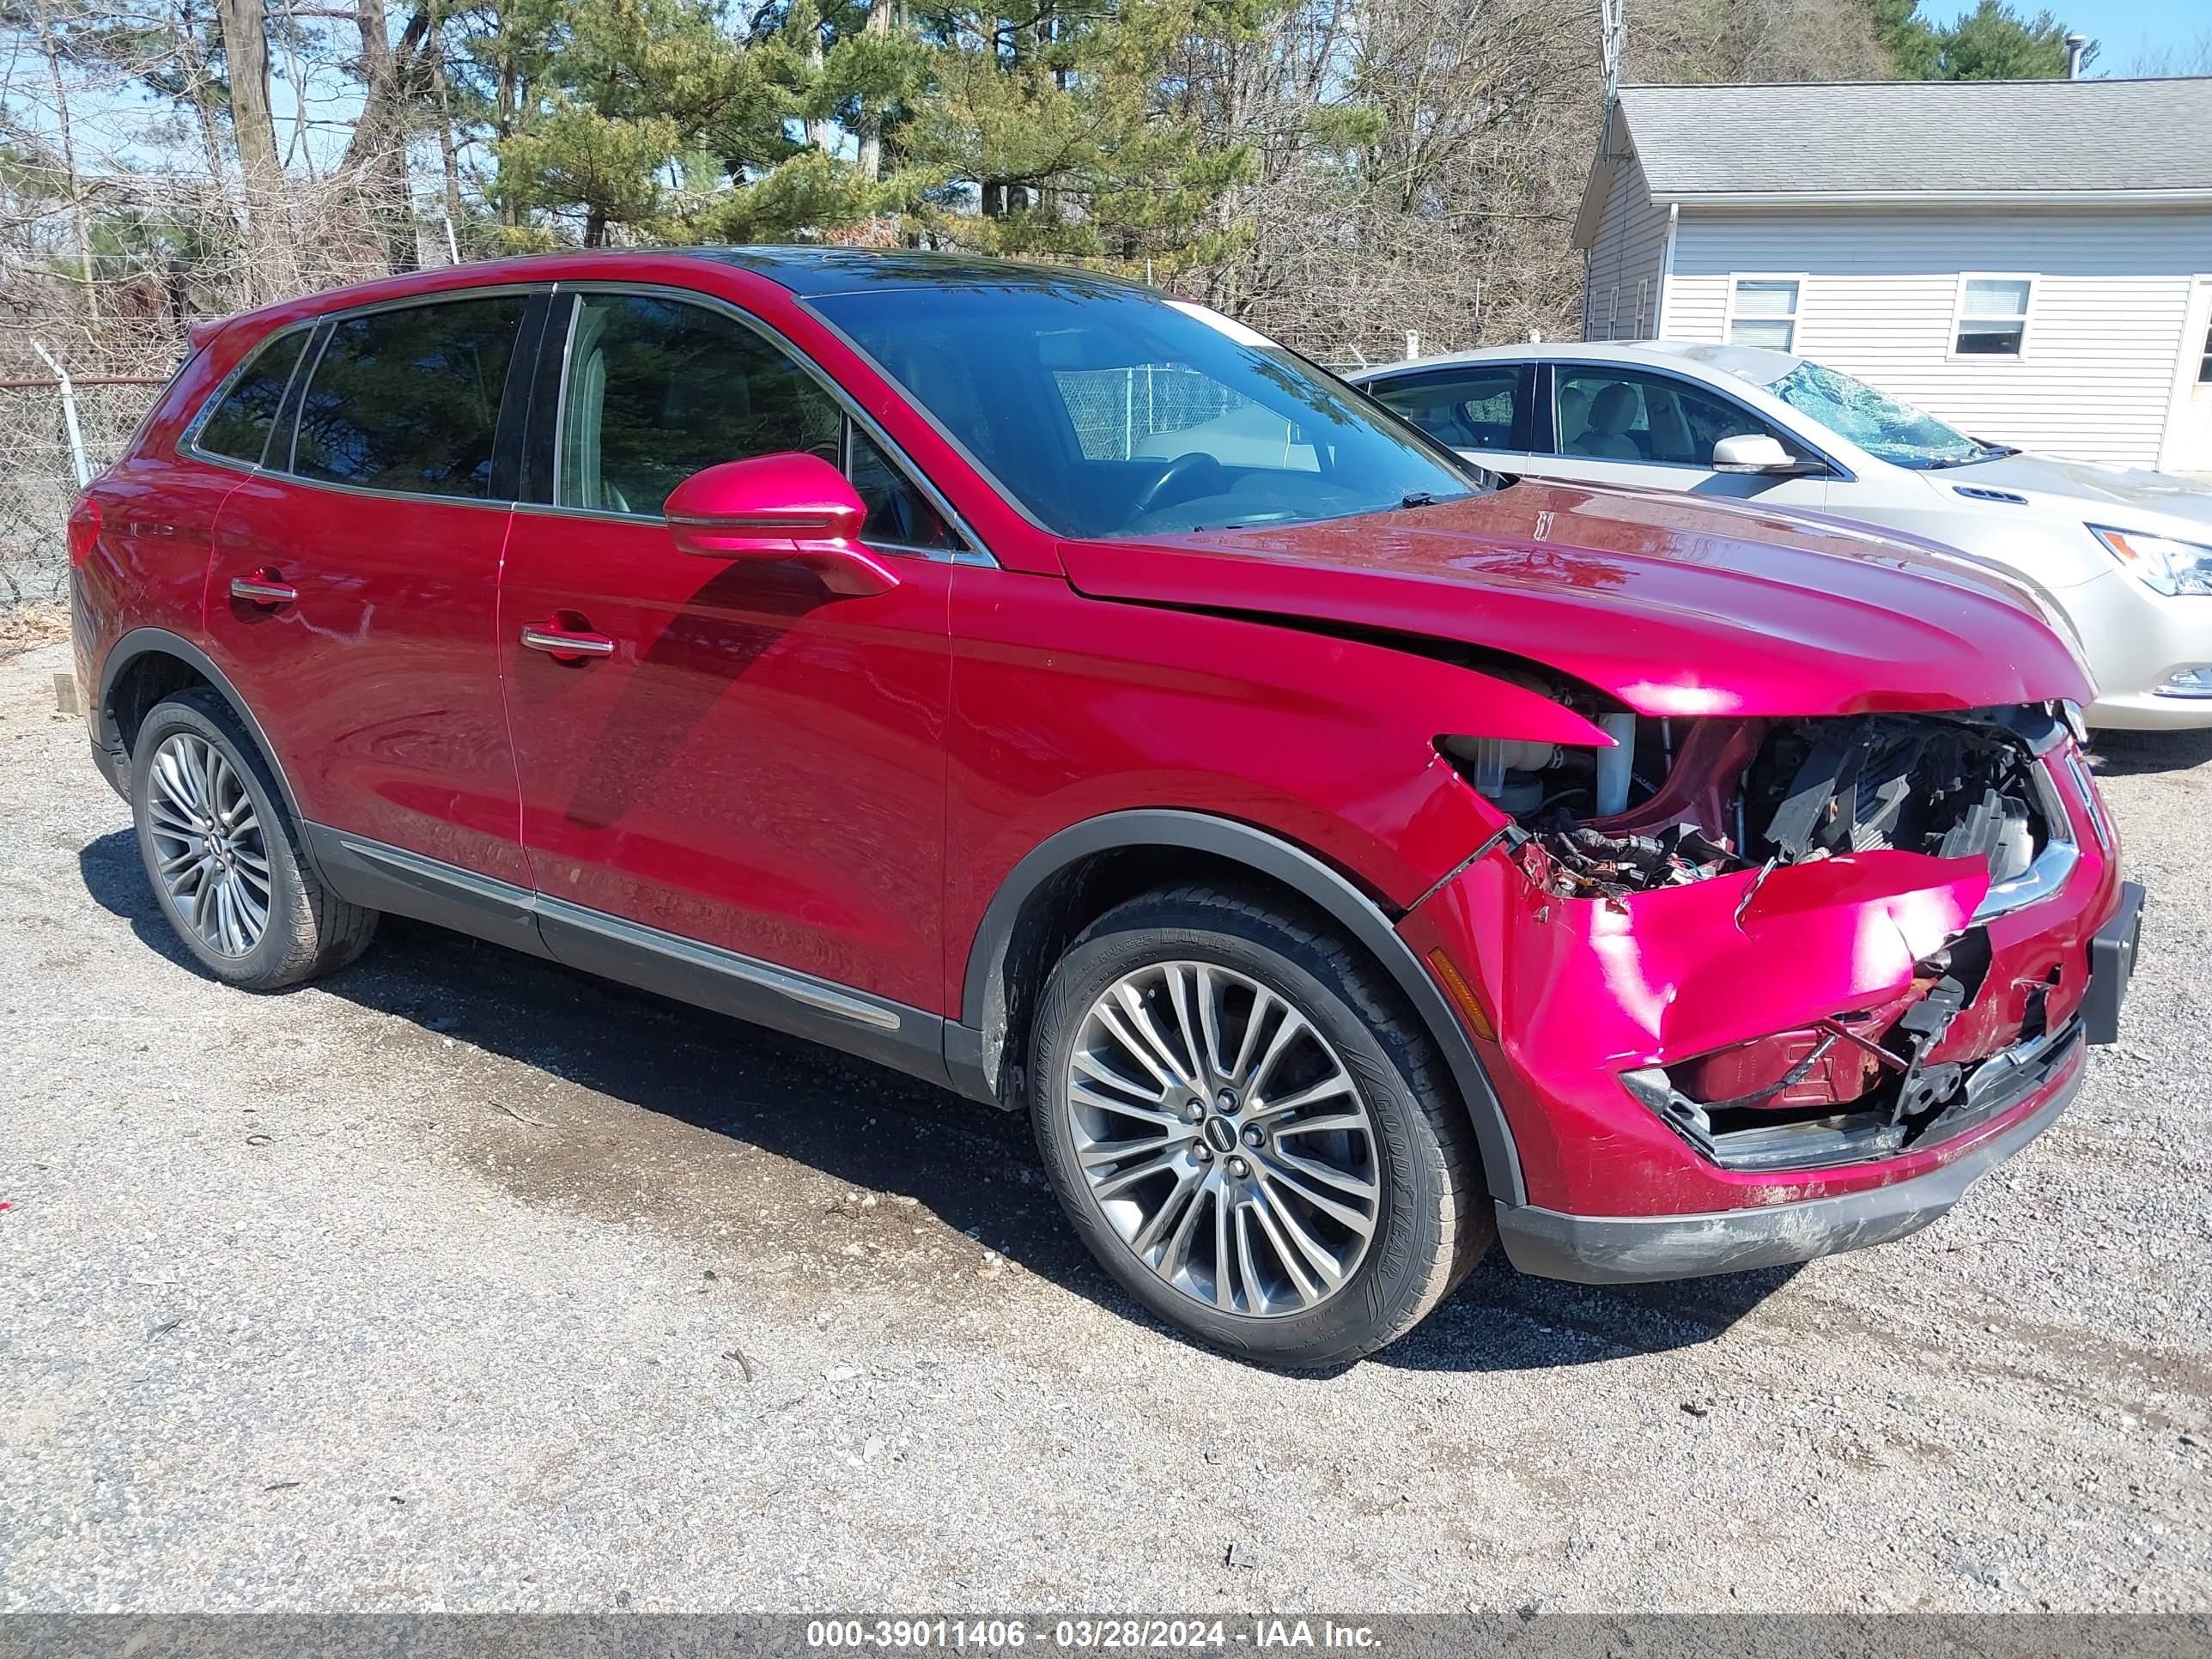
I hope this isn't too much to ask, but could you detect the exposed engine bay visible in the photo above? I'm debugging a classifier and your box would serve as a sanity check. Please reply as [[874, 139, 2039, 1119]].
[[1442, 699, 2063, 904], [1441, 684, 2085, 1173]]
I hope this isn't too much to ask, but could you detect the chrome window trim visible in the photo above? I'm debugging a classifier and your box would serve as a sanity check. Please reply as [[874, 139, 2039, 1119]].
[[1539, 360, 1860, 484], [245, 471, 520, 515], [546, 287, 580, 510], [544, 279, 993, 567]]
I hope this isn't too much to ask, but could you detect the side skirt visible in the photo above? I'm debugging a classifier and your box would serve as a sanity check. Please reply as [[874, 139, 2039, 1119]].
[[302, 824, 955, 1091]]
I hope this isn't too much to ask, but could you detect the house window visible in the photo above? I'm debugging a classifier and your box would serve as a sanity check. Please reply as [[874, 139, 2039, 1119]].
[[1606, 287, 1620, 341], [2197, 317, 2211, 385], [1954, 276, 2033, 357], [1635, 278, 1650, 339], [1727, 277, 1800, 350]]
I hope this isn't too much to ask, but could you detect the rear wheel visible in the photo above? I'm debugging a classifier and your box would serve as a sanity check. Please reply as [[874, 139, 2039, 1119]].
[[130, 690, 377, 989], [1030, 883, 1490, 1368]]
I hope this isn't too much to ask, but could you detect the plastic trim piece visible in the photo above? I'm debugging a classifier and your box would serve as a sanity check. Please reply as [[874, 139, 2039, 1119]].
[[300, 824, 953, 1091], [304, 827, 553, 962], [957, 808, 1528, 1205], [1496, 1047, 2082, 1285], [98, 629, 313, 833], [2085, 879, 2143, 1047]]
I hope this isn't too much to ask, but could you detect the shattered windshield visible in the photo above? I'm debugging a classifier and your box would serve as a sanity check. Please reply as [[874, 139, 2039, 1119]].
[[1740, 359, 2008, 470]]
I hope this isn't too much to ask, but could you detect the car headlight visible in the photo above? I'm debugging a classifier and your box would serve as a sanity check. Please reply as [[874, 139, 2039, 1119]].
[[2089, 526, 2212, 597]]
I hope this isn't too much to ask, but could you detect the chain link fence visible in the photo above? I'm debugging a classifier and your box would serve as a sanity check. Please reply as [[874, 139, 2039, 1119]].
[[1, 373, 175, 606], [1053, 365, 1249, 461]]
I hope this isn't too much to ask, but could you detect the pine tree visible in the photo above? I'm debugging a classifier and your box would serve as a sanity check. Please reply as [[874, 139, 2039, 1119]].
[[1862, 0, 2090, 81], [1936, 0, 2085, 78], [896, 1, 1257, 275]]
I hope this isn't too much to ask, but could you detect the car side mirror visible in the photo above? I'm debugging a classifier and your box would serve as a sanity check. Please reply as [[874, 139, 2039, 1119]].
[[663, 453, 899, 597], [1711, 433, 1814, 475]]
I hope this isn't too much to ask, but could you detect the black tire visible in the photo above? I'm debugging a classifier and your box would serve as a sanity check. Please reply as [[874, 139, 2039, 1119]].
[[1029, 882, 1491, 1368], [129, 688, 378, 989]]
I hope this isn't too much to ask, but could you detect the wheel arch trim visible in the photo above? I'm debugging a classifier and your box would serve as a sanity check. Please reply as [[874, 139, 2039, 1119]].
[[957, 809, 1527, 1205], [98, 629, 312, 835]]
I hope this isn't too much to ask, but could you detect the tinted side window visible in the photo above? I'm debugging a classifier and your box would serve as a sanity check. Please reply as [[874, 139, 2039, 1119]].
[[558, 294, 842, 517], [1553, 368, 1784, 466], [848, 426, 959, 551], [291, 295, 526, 498], [1372, 369, 1521, 452], [195, 331, 308, 465]]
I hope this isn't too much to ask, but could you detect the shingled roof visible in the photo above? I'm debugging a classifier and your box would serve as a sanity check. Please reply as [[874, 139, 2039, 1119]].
[[1574, 77, 2212, 244]]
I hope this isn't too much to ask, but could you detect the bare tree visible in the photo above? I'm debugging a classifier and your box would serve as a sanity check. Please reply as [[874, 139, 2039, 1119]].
[[854, 0, 893, 180], [2124, 28, 2212, 76], [215, 0, 297, 296], [31, 0, 99, 320]]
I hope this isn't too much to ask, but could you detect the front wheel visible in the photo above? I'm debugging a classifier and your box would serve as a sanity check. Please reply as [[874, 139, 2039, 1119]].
[[1029, 883, 1491, 1368]]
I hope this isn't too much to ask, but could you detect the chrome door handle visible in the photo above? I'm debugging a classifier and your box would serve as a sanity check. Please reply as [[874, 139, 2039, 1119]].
[[520, 623, 616, 659], [229, 575, 298, 606]]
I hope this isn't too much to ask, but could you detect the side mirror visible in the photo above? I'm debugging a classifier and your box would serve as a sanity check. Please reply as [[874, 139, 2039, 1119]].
[[663, 453, 899, 597], [1711, 433, 1814, 475]]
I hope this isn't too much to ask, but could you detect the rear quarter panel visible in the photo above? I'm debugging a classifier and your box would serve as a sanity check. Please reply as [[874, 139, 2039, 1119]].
[[75, 334, 262, 738]]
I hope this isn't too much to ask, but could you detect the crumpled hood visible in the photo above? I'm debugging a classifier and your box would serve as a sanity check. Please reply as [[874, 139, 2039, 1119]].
[[1945, 451, 2212, 535], [1062, 479, 2093, 720]]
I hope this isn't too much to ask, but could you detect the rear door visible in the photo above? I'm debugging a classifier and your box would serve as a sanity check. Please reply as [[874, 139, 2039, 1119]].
[[1361, 362, 1537, 473], [496, 287, 960, 1045], [204, 289, 542, 891]]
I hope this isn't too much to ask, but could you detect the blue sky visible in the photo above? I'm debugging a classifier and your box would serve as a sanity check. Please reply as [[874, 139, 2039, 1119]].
[[1929, 0, 2210, 72]]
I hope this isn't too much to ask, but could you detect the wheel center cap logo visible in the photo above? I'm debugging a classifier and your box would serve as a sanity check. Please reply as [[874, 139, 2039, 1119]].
[[1203, 1117, 1237, 1154]]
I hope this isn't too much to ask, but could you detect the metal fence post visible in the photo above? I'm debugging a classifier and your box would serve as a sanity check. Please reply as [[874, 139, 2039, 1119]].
[[30, 340, 90, 490]]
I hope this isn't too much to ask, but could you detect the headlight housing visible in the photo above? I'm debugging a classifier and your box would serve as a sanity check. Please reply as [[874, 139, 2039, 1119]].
[[2089, 526, 2212, 597]]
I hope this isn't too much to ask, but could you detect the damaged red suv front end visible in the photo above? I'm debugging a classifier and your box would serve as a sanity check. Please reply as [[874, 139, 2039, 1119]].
[[1405, 700, 2136, 1281], [1078, 477, 2142, 1286]]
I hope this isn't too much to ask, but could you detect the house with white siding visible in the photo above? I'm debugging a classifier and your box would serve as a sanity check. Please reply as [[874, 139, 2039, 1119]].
[[1572, 78, 2212, 471]]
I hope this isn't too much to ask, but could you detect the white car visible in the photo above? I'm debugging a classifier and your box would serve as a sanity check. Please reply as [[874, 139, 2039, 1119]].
[[1346, 342, 2212, 730]]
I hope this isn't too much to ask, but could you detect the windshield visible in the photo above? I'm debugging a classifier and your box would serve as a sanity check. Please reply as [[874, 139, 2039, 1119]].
[[1740, 358, 2008, 470], [809, 281, 1488, 538]]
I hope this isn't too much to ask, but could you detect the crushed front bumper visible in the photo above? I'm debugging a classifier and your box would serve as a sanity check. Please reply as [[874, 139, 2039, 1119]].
[[1399, 736, 2134, 1283], [1494, 1026, 2083, 1284]]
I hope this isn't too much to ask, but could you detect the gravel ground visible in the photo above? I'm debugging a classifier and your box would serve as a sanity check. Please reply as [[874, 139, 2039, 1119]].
[[2, 631, 2208, 1614]]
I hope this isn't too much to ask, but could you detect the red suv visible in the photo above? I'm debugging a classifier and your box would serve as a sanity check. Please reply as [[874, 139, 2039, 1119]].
[[71, 249, 2141, 1366]]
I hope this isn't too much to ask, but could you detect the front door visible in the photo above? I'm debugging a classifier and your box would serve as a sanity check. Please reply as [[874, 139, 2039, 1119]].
[[1535, 364, 1833, 507], [498, 289, 960, 1042], [2160, 277, 2212, 476], [204, 291, 538, 890]]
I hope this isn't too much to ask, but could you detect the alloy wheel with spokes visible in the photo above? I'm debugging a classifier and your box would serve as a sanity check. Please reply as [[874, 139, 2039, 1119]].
[[1066, 959, 1382, 1319], [146, 730, 272, 957]]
